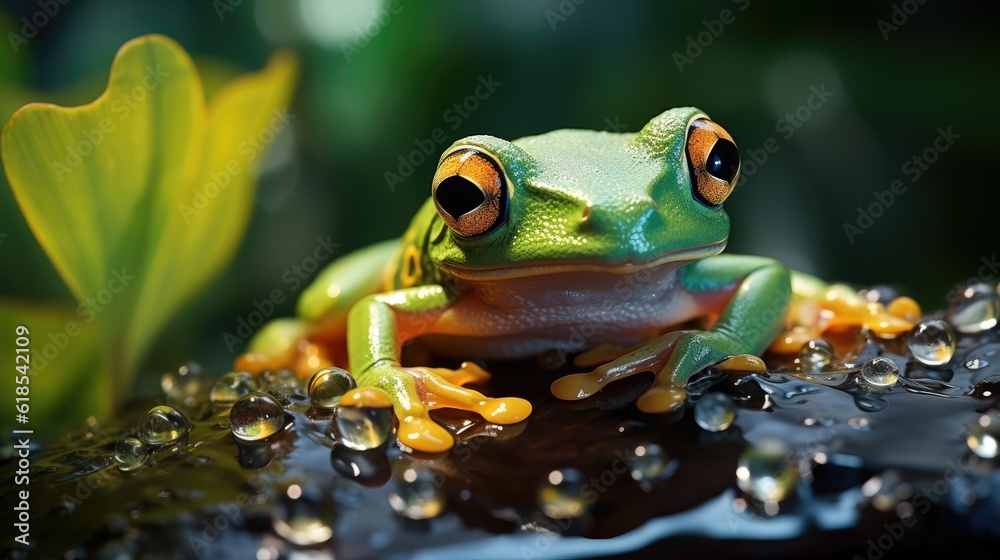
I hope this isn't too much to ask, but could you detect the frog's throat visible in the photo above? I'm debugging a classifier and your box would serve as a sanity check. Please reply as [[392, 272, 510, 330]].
[[439, 238, 727, 281]]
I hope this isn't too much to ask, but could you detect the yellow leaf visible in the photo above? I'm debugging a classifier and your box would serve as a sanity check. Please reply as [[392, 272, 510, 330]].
[[1, 34, 299, 405]]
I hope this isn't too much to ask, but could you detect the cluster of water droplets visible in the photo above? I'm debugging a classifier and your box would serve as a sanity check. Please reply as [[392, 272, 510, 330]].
[[102, 359, 450, 553], [535, 441, 678, 521], [112, 400, 192, 473], [531, 281, 1000, 526], [784, 281, 1000, 393], [723, 281, 1000, 519]]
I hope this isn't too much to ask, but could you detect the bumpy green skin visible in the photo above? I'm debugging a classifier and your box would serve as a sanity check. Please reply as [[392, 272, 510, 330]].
[[428, 108, 729, 271], [252, 106, 795, 411]]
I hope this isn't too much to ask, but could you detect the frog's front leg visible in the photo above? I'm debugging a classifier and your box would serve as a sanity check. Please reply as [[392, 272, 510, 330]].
[[551, 255, 791, 413], [349, 284, 532, 453]]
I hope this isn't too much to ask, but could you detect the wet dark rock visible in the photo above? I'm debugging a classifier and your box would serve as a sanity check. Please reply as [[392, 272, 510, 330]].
[[3, 322, 1000, 559]]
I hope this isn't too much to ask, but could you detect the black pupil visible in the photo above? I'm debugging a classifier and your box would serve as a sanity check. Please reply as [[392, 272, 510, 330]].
[[706, 139, 739, 183], [436, 176, 485, 219]]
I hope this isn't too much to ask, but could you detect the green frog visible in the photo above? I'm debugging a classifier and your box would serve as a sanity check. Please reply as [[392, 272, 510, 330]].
[[236, 107, 915, 452]]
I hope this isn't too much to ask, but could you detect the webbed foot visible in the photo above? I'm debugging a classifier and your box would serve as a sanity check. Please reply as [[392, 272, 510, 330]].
[[551, 330, 766, 413], [770, 284, 919, 353], [357, 361, 532, 453]]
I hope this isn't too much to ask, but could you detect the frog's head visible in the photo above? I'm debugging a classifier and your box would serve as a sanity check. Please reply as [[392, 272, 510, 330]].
[[427, 107, 741, 280]]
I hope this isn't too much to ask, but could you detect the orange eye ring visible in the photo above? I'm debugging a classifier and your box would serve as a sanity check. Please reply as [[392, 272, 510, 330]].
[[432, 148, 509, 238], [686, 118, 740, 207]]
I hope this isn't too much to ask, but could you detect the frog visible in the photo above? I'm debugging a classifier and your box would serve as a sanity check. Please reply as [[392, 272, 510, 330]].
[[235, 107, 917, 453]]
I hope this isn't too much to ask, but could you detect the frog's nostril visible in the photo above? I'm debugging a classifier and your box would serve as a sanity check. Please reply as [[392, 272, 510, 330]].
[[436, 177, 485, 219]]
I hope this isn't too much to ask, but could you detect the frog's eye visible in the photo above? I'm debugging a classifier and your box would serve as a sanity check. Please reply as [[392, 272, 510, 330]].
[[432, 148, 509, 238], [686, 118, 740, 207]]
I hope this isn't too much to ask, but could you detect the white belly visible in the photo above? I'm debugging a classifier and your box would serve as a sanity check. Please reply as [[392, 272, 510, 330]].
[[419, 264, 710, 360]]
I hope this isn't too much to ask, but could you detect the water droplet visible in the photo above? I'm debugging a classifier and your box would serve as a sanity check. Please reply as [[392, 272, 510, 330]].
[[966, 357, 990, 370], [966, 411, 1000, 459], [798, 338, 835, 371], [137, 405, 190, 446], [271, 483, 336, 546], [948, 282, 1000, 333], [210, 371, 260, 404], [334, 388, 394, 451], [736, 439, 798, 502], [861, 469, 911, 512], [907, 320, 956, 366], [230, 392, 285, 441], [859, 357, 900, 388], [783, 385, 819, 399], [973, 379, 999, 401], [161, 362, 209, 410], [388, 466, 445, 520], [537, 468, 589, 519], [625, 443, 677, 485], [964, 347, 996, 370], [113, 437, 148, 472], [261, 368, 305, 396], [860, 284, 900, 304], [308, 367, 357, 409], [848, 416, 872, 431], [693, 392, 736, 432]]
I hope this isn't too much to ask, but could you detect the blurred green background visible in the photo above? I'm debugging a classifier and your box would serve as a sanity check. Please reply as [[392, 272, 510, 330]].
[[1, 0, 996, 401]]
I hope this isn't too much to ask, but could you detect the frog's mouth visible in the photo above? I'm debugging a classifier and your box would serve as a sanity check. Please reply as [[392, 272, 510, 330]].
[[440, 238, 727, 281]]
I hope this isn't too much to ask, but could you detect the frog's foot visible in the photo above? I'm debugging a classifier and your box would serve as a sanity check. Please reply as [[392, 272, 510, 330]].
[[234, 318, 335, 378], [636, 353, 765, 413], [552, 331, 762, 413], [770, 284, 920, 354], [357, 361, 532, 453], [551, 331, 695, 405]]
